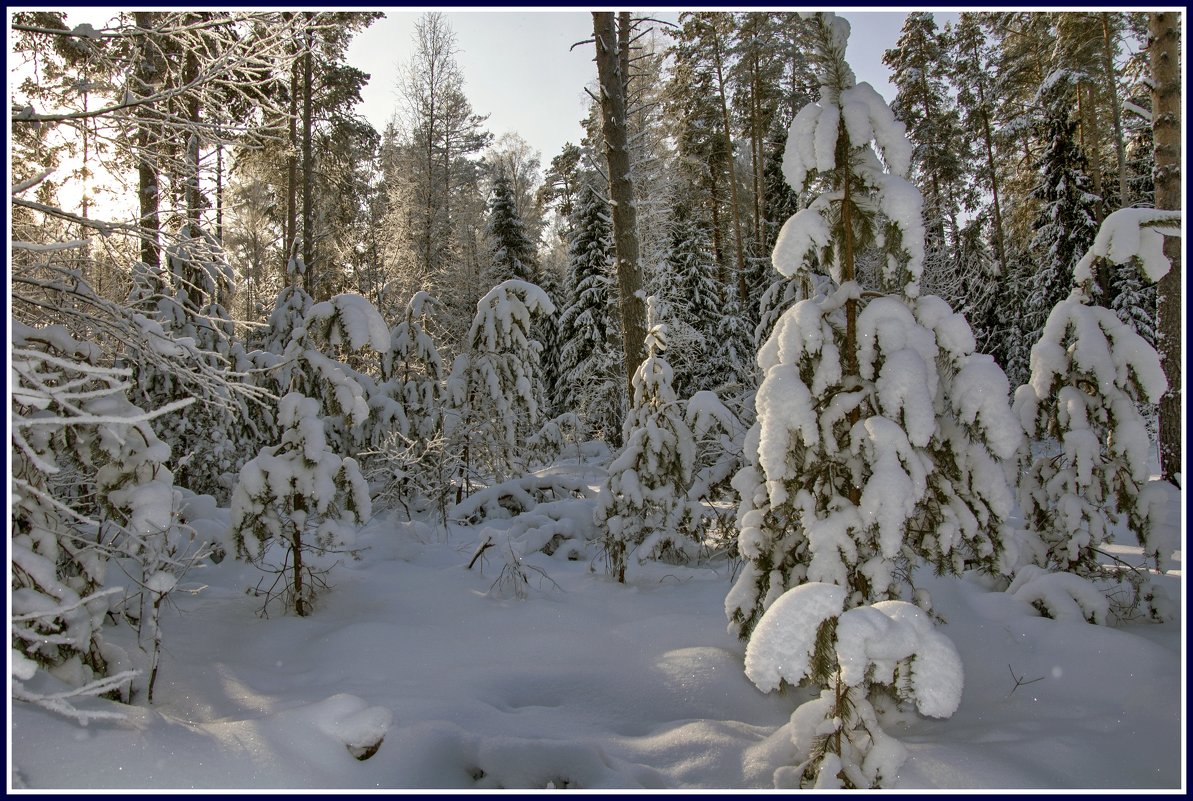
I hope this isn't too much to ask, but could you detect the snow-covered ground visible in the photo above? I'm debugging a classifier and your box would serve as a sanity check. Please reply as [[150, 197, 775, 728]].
[[9, 454, 1184, 791]]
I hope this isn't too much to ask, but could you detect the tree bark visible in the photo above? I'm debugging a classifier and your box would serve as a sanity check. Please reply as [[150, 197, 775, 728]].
[[708, 18, 748, 300], [133, 12, 161, 275], [285, 13, 299, 275], [1100, 13, 1128, 207], [1149, 12, 1182, 486], [839, 121, 860, 508], [971, 45, 1008, 279], [593, 12, 648, 399], [183, 15, 201, 233], [301, 12, 316, 296]]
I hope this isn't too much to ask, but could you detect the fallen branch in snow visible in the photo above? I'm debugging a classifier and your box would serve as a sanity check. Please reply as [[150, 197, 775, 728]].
[[447, 475, 596, 525], [467, 537, 495, 570], [1006, 664, 1045, 697]]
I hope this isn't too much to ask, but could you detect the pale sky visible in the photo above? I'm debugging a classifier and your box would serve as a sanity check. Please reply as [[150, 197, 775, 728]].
[[347, 10, 953, 167]]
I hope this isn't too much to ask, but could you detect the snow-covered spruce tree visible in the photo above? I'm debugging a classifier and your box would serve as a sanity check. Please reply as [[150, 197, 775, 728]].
[[445, 280, 555, 487], [1012, 208, 1180, 618], [656, 201, 723, 397], [556, 181, 625, 443], [708, 283, 756, 399], [594, 315, 698, 583], [11, 320, 193, 707], [1109, 261, 1157, 348], [231, 392, 371, 617], [534, 259, 565, 421], [1006, 71, 1102, 386], [380, 290, 445, 442], [726, 13, 1020, 787], [484, 171, 539, 286], [370, 290, 458, 520], [266, 291, 394, 459], [482, 165, 561, 423], [952, 218, 1002, 357]]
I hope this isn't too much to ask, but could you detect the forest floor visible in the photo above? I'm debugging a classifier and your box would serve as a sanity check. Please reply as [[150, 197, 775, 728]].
[[9, 453, 1185, 791]]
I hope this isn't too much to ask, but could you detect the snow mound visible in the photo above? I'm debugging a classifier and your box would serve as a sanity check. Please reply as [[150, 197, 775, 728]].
[[303, 693, 393, 760]]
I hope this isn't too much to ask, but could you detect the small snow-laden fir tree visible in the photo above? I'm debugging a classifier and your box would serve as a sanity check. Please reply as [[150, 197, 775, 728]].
[[444, 280, 555, 488], [683, 389, 747, 545], [380, 291, 445, 441], [556, 180, 624, 443], [11, 320, 196, 711], [1012, 208, 1180, 621], [370, 290, 452, 517], [726, 13, 1019, 788], [231, 392, 371, 617], [594, 314, 698, 583], [250, 257, 314, 355], [126, 224, 266, 503], [268, 291, 394, 459]]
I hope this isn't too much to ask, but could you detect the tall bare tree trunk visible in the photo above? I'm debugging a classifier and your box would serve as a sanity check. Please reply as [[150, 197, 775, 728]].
[[593, 11, 647, 399], [971, 45, 1008, 278], [284, 13, 299, 274], [709, 20, 747, 300], [1149, 12, 1182, 486], [301, 12, 315, 296], [838, 122, 860, 507], [215, 142, 224, 244], [749, 53, 764, 253], [134, 12, 161, 275], [183, 19, 201, 233], [1100, 13, 1128, 207], [708, 170, 727, 283]]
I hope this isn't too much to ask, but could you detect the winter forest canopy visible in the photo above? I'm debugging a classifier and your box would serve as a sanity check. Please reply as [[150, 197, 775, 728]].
[[7, 9, 1185, 791]]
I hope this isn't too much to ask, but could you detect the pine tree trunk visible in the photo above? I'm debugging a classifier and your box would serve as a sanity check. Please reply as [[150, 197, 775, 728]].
[[301, 12, 316, 296], [292, 497, 308, 616], [133, 12, 161, 274], [1150, 12, 1181, 486], [708, 170, 727, 284], [183, 16, 201, 233], [975, 83, 1008, 279], [285, 13, 299, 273], [215, 142, 224, 244], [838, 120, 861, 507], [593, 12, 648, 398], [749, 53, 764, 253], [1077, 84, 1106, 222], [1100, 13, 1129, 207], [709, 20, 748, 300]]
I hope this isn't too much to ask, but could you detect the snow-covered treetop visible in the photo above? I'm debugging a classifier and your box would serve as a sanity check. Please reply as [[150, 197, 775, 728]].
[[467, 280, 555, 351], [801, 12, 855, 101], [773, 12, 921, 293], [1073, 208, 1182, 286], [305, 294, 392, 353], [1022, 293, 1167, 417]]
